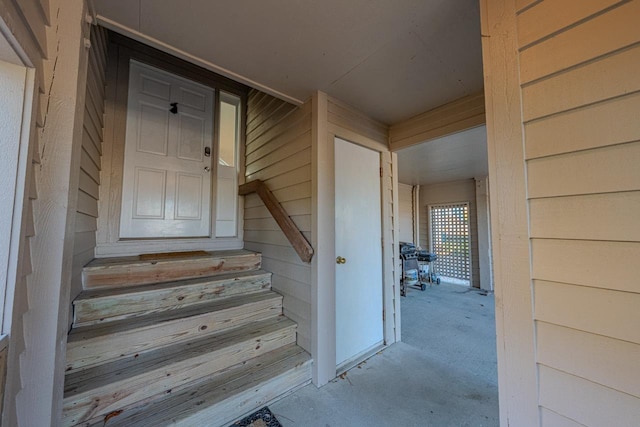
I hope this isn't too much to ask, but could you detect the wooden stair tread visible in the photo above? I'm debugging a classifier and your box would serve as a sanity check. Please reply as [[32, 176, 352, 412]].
[[82, 250, 261, 290], [69, 291, 281, 340], [73, 270, 272, 326], [64, 316, 296, 396], [82, 344, 312, 427], [84, 249, 256, 269], [66, 291, 284, 372], [62, 317, 296, 426]]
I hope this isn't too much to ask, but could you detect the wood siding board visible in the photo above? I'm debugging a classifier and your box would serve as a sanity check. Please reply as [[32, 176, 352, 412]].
[[244, 215, 311, 233], [246, 123, 311, 165], [247, 99, 293, 135], [77, 190, 99, 218], [246, 148, 311, 183], [529, 192, 640, 241], [244, 182, 311, 208], [522, 45, 640, 121], [519, 1, 640, 84], [81, 129, 102, 170], [83, 108, 102, 155], [517, 0, 624, 49], [524, 91, 640, 159], [538, 365, 640, 426], [74, 231, 97, 256], [534, 280, 640, 344], [244, 199, 311, 220], [262, 165, 311, 192], [246, 102, 311, 149], [527, 141, 640, 198], [247, 102, 298, 142], [531, 239, 640, 294], [80, 147, 100, 183], [269, 273, 311, 304], [245, 133, 311, 176], [243, 229, 312, 249], [246, 96, 285, 130], [75, 212, 97, 233], [536, 321, 640, 398], [78, 170, 99, 200], [243, 242, 310, 269]]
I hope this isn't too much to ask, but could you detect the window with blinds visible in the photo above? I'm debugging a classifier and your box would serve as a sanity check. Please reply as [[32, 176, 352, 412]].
[[429, 203, 471, 283]]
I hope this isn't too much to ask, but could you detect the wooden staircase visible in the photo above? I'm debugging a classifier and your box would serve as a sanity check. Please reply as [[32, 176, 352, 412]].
[[63, 250, 311, 427]]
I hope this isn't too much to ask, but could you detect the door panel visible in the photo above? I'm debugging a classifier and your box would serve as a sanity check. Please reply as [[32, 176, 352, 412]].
[[137, 102, 169, 155], [120, 60, 214, 238], [335, 137, 384, 366], [175, 173, 203, 219], [133, 168, 166, 218]]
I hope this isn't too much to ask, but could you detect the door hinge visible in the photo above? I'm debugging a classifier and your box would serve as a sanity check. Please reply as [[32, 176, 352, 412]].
[[380, 167, 383, 178], [382, 309, 386, 321]]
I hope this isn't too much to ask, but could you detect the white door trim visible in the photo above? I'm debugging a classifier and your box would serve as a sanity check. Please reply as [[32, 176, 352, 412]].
[[96, 46, 246, 258], [311, 91, 399, 387]]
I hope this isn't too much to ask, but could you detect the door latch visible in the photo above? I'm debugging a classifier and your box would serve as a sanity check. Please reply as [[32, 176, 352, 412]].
[[204, 147, 211, 157]]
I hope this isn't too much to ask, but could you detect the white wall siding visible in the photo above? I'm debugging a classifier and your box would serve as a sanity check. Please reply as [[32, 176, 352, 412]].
[[244, 90, 313, 352]]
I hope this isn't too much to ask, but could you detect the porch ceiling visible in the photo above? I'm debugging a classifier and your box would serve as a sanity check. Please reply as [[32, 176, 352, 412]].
[[397, 125, 488, 186], [94, 0, 483, 125]]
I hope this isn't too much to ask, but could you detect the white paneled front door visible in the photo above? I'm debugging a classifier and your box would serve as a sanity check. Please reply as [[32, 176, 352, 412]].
[[120, 60, 214, 238], [334, 137, 383, 367]]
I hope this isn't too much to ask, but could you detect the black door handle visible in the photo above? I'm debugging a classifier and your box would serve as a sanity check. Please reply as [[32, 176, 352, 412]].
[[170, 102, 178, 114]]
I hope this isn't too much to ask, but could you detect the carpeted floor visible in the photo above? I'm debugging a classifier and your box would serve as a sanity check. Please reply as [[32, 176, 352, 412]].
[[270, 281, 499, 427]]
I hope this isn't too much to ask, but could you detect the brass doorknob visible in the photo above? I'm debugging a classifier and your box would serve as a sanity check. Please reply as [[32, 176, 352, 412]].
[[336, 256, 347, 264]]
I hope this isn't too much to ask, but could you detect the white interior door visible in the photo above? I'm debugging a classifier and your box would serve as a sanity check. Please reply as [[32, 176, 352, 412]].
[[335, 137, 383, 367], [120, 60, 214, 238]]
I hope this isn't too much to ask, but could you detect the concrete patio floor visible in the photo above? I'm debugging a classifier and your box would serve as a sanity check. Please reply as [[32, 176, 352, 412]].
[[270, 282, 499, 427]]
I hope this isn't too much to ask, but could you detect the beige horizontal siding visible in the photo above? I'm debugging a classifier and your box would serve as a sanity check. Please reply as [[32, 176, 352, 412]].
[[244, 89, 312, 353], [71, 25, 108, 301], [519, 0, 640, 423]]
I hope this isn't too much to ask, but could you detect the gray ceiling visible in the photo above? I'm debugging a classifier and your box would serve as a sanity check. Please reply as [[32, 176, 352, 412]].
[[397, 126, 488, 186], [94, 0, 484, 125]]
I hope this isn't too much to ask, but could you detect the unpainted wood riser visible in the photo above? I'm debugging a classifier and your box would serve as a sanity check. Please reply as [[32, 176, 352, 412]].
[[80, 345, 312, 427], [66, 293, 283, 372], [62, 320, 296, 426], [83, 253, 261, 290], [73, 271, 272, 327]]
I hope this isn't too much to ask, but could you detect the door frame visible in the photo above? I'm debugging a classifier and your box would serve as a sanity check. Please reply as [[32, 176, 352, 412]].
[[96, 32, 250, 257], [334, 137, 384, 373], [311, 92, 400, 386]]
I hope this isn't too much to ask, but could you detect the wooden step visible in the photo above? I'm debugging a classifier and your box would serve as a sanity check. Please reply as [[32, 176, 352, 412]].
[[80, 344, 312, 427], [66, 291, 283, 372], [73, 270, 272, 326], [62, 316, 297, 426], [82, 250, 261, 290]]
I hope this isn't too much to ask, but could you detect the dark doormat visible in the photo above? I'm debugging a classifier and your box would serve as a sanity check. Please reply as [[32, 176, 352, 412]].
[[230, 406, 283, 427]]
